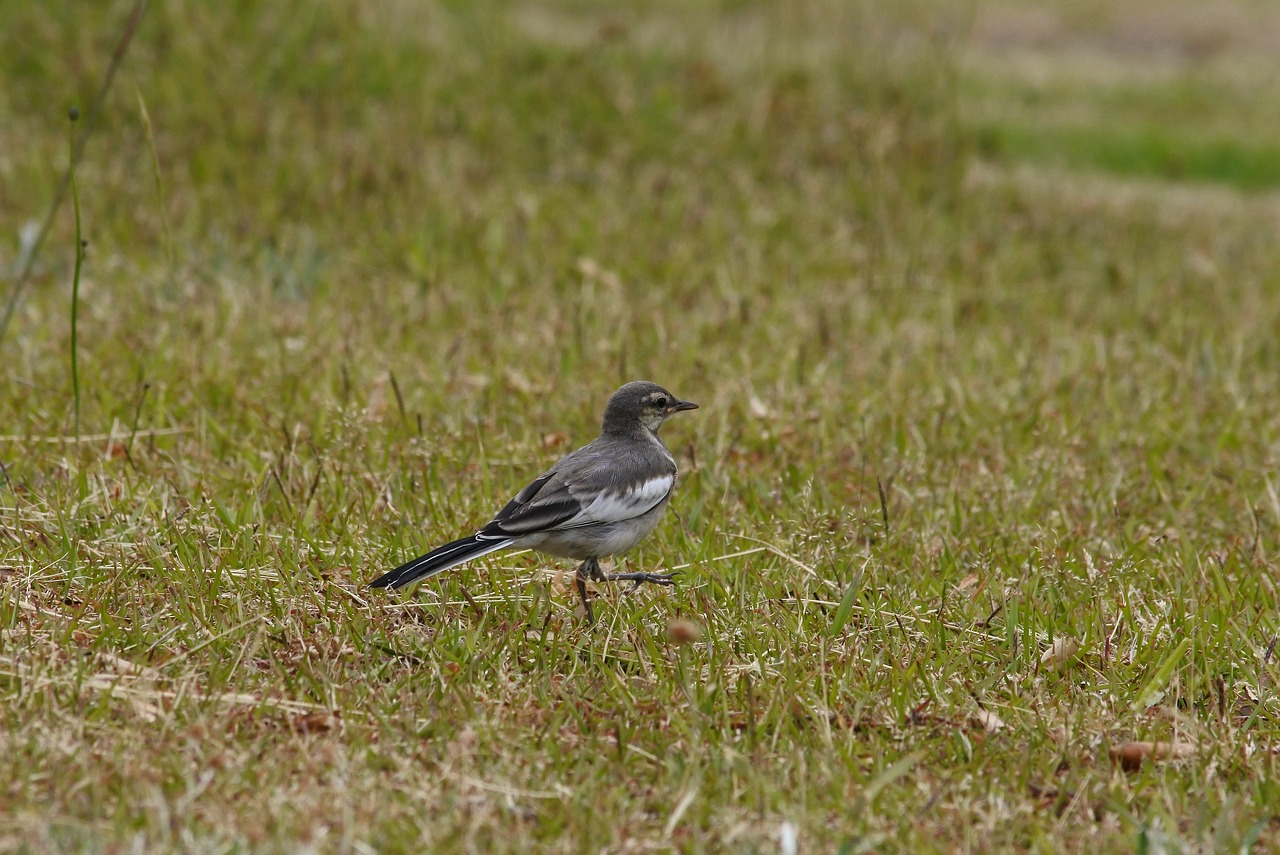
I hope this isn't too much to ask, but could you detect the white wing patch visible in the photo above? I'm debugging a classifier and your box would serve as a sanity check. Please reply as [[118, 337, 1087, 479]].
[[574, 475, 675, 526]]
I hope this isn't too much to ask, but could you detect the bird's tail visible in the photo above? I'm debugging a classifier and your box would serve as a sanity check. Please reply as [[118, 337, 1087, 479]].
[[370, 535, 513, 590]]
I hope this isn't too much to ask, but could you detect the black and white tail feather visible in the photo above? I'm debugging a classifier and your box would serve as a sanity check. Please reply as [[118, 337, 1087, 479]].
[[369, 534, 512, 590]]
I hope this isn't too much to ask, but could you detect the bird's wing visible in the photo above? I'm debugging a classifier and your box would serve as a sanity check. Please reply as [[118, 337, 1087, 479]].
[[567, 473, 674, 527], [480, 455, 675, 538], [480, 472, 582, 537], [486, 471, 557, 528]]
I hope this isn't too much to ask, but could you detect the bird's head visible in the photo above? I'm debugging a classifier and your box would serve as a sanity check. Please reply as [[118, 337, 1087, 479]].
[[602, 380, 698, 435]]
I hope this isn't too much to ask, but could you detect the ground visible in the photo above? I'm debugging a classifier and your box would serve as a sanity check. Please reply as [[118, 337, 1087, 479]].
[[1, 0, 1279, 852]]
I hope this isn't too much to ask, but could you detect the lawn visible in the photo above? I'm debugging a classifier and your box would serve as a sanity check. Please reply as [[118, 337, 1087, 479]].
[[2, 0, 1279, 852]]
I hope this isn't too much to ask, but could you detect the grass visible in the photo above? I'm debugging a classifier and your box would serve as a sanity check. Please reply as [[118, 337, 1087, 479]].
[[2, 0, 1280, 851], [975, 123, 1280, 191]]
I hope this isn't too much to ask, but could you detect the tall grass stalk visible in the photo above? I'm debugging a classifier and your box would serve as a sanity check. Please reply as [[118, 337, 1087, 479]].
[[68, 107, 83, 439]]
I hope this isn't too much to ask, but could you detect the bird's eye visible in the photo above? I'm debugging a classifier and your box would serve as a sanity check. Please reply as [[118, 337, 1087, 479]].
[[654, 396, 669, 408]]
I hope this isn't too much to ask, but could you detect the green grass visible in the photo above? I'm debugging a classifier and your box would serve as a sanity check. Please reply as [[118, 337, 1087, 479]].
[[976, 123, 1280, 190], [3, 0, 1280, 851]]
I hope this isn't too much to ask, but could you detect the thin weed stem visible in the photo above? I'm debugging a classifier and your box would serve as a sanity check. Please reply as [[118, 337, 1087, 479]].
[[68, 108, 84, 439]]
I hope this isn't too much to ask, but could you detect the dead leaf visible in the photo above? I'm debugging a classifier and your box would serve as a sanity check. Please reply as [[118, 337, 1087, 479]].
[[286, 711, 340, 735], [542, 431, 570, 450], [1109, 740, 1194, 772], [504, 368, 547, 395], [971, 708, 1006, 733], [1040, 637, 1082, 670]]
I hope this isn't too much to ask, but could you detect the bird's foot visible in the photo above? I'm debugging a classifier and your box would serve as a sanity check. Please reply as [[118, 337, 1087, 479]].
[[606, 570, 681, 593]]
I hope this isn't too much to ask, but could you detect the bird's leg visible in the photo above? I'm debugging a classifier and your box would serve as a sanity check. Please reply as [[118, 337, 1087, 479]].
[[585, 558, 608, 582], [575, 557, 602, 625]]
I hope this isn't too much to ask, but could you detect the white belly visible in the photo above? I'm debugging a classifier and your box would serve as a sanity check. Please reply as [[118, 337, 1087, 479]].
[[519, 496, 670, 560]]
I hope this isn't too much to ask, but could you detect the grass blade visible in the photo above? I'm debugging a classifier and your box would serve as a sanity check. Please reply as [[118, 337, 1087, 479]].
[[829, 562, 866, 637], [1132, 637, 1193, 710]]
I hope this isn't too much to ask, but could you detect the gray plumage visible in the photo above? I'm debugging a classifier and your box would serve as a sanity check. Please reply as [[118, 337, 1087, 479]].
[[370, 380, 698, 623]]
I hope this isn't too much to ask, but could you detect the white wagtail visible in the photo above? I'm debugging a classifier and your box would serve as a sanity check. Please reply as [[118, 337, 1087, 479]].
[[370, 380, 698, 623]]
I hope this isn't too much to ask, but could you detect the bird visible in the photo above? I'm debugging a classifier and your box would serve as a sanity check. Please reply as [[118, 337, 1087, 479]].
[[370, 380, 699, 624]]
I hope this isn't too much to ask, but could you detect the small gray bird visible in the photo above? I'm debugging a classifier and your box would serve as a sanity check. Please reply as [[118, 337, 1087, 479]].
[[371, 380, 698, 623]]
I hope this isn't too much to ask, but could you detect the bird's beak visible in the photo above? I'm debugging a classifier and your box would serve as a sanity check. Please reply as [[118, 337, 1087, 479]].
[[668, 399, 699, 413]]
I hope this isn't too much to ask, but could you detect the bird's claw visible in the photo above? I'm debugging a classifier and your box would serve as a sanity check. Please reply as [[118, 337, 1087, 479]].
[[608, 570, 681, 594]]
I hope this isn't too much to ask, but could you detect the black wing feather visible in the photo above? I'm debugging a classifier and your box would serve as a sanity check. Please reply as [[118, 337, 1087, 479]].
[[488, 471, 556, 525], [483, 477, 583, 537]]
